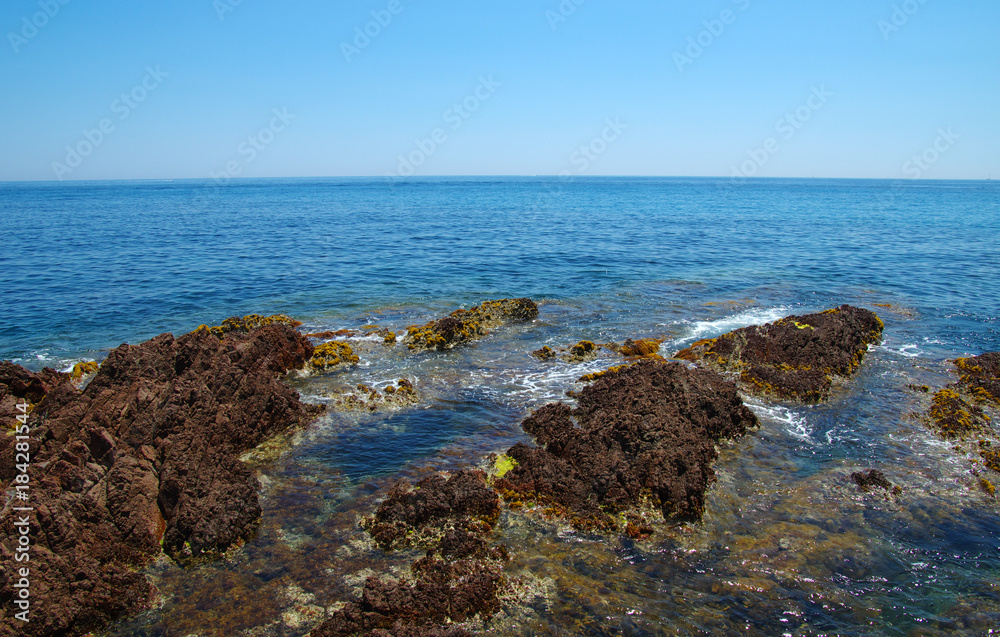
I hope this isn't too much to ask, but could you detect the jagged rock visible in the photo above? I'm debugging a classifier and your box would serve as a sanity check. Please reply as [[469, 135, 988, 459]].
[[402, 299, 538, 352], [0, 323, 322, 636], [494, 359, 757, 529], [674, 305, 884, 402], [363, 470, 500, 551], [312, 471, 506, 637]]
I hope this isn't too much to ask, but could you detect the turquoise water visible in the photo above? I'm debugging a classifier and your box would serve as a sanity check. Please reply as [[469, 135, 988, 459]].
[[2, 177, 999, 635]]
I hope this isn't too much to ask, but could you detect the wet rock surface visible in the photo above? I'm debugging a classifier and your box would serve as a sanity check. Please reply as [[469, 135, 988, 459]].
[[0, 324, 323, 637], [675, 305, 884, 402], [402, 299, 538, 352], [495, 359, 758, 529], [924, 352, 1000, 440], [312, 470, 507, 637]]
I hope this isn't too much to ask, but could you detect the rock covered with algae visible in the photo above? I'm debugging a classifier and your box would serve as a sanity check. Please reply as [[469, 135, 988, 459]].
[[311, 470, 507, 637], [919, 352, 1000, 440], [402, 298, 538, 352], [674, 304, 884, 402], [494, 358, 758, 530], [0, 323, 323, 637]]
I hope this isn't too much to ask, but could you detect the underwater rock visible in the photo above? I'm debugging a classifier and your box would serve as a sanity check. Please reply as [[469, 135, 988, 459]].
[[494, 358, 758, 529], [402, 298, 538, 352], [0, 323, 322, 636], [363, 470, 500, 551], [850, 469, 897, 493], [312, 471, 507, 637], [531, 346, 557, 361], [329, 379, 418, 413], [674, 305, 884, 402]]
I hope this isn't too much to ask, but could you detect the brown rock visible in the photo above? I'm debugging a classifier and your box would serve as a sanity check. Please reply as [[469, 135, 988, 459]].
[[402, 299, 538, 352], [496, 358, 757, 528], [0, 323, 322, 636], [674, 305, 884, 402]]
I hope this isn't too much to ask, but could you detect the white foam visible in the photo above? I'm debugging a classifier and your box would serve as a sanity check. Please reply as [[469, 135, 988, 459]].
[[670, 306, 791, 348], [746, 400, 816, 444], [873, 342, 923, 359], [468, 357, 612, 407]]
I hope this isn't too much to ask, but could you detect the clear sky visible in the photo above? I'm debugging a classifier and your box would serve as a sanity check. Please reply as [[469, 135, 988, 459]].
[[1, 0, 997, 181]]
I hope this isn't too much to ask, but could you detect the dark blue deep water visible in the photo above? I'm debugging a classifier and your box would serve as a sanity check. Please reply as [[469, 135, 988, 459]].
[[2, 177, 999, 636]]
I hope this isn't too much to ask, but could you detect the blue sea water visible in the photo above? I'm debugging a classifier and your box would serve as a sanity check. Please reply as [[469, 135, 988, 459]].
[[2, 177, 1000, 636]]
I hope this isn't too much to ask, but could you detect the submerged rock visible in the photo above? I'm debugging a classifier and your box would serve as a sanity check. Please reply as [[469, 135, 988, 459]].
[[494, 359, 758, 529], [312, 470, 507, 637], [402, 298, 538, 352], [0, 324, 322, 637], [329, 379, 419, 413], [363, 470, 500, 550], [850, 469, 900, 494], [674, 305, 884, 402]]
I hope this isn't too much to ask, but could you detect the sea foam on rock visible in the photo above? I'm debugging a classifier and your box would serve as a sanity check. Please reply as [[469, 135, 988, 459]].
[[0, 323, 322, 637], [674, 305, 884, 402]]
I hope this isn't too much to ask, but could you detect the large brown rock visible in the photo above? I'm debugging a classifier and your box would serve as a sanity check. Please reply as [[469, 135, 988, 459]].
[[0, 324, 322, 637], [495, 358, 758, 529], [675, 305, 884, 402]]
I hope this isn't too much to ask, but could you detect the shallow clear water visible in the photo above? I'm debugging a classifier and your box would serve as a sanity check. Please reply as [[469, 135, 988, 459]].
[[2, 177, 999, 636]]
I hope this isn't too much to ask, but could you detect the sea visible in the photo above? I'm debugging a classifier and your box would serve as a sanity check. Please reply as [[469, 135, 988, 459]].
[[1, 176, 999, 636]]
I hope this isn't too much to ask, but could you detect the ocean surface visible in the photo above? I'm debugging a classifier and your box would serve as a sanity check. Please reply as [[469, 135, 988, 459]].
[[1, 176, 999, 636]]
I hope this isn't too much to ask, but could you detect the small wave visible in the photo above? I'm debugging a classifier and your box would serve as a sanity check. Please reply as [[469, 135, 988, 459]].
[[670, 306, 791, 348], [875, 342, 922, 358], [469, 357, 613, 407], [746, 400, 815, 444]]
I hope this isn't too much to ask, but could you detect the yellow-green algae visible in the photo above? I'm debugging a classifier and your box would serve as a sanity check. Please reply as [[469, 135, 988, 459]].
[[308, 341, 360, 371], [196, 313, 302, 338]]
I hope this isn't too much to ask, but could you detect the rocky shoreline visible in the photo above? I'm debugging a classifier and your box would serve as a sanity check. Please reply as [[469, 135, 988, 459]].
[[2, 299, 998, 637]]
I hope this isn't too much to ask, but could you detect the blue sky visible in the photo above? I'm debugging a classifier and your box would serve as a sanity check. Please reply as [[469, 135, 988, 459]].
[[1, 0, 996, 181]]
